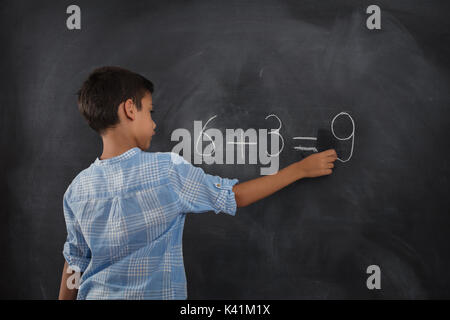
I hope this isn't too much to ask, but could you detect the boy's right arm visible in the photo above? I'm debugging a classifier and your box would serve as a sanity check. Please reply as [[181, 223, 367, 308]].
[[232, 149, 338, 208]]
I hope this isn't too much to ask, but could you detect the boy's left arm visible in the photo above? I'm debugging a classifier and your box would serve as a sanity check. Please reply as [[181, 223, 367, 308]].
[[60, 190, 91, 299], [58, 261, 81, 300]]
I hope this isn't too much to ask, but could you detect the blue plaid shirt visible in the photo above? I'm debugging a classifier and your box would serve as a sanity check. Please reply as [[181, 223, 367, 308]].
[[62, 147, 239, 299]]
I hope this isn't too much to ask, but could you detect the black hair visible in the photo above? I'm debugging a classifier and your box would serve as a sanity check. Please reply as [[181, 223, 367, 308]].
[[77, 66, 154, 135]]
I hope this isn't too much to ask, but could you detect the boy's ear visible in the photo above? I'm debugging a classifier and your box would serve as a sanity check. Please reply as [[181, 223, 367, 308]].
[[123, 98, 137, 120]]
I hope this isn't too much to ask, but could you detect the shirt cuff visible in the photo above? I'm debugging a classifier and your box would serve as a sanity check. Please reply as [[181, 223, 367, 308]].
[[63, 242, 90, 273], [213, 177, 239, 216]]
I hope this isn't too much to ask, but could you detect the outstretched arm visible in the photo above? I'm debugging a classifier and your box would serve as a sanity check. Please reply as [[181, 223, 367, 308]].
[[232, 149, 338, 208]]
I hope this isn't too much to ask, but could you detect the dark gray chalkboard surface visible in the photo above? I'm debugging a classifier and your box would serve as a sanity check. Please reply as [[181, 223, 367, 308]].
[[1, 0, 450, 299]]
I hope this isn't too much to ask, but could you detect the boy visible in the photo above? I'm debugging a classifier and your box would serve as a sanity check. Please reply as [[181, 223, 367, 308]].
[[58, 66, 337, 300]]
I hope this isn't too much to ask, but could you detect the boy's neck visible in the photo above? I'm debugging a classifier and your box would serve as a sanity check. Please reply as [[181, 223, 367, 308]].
[[100, 130, 139, 160]]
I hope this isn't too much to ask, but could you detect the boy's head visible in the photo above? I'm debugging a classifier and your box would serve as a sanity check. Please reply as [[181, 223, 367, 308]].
[[77, 66, 156, 150]]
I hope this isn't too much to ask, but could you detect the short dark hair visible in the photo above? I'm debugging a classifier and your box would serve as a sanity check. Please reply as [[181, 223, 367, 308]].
[[77, 66, 154, 135]]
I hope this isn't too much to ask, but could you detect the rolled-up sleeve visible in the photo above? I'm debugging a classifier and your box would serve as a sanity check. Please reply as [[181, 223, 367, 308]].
[[167, 152, 239, 215], [62, 192, 91, 272]]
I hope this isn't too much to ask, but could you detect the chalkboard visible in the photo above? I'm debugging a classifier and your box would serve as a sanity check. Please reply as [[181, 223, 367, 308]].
[[1, 0, 450, 299]]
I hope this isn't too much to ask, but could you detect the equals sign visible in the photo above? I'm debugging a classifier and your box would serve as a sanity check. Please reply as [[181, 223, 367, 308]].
[[292, 136, 318, 152]]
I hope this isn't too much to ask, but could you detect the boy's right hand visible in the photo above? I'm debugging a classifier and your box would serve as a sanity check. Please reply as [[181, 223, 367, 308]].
[[297, 149, 338, 178]]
